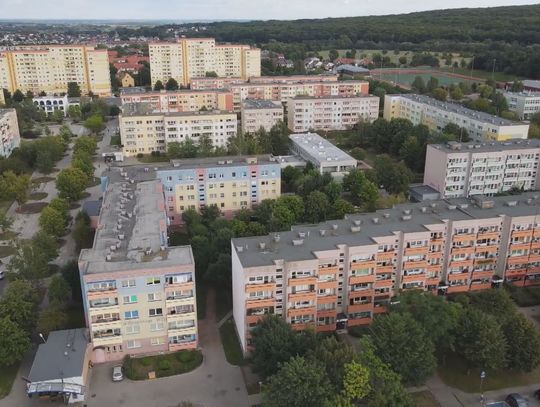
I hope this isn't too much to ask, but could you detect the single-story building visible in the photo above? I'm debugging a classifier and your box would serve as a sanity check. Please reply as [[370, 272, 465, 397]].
[[334, 64, 370, 76], [409, 184, 441, 202], [82, 200, 102, 229]]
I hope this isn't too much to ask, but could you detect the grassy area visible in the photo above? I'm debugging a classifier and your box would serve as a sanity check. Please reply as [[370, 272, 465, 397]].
[[0, 245, 16, 258], [28, 192, 48, 201], [219, 318, 246, 366], [505, 284, 540, 307], [0, 363, 20, 399], [0, 200, 13, 213], [31, 176, 54, 185], [110, 135, 121, 146], [440, 67, 522, 82], [65, 303, 86, 329], [16, 202, 48, 214], [215, 287, 232, 322], [438, 353, 540, 392], [197, 282, 207, 320], [137, 154, 169, 163], [410, 390, 440, 407], [123, 350, 202, 380], [169, 231, 190, 246], [0, 231, 17, 241]]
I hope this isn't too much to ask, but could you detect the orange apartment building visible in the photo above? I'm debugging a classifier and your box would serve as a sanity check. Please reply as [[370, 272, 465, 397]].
[[232, 192, 540, 353]]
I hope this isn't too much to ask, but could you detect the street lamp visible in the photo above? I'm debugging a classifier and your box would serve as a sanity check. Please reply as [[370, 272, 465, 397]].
[[480, 370, 486, 405]]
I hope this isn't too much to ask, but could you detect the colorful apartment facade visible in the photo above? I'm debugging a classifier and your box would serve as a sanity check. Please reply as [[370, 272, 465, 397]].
[[156, 155, 281, 225], [287, 95, 379, 132], [0, 45, 111, 96], [425, 139, 540, 198], [0, 108, 20, 158], [149, 38, 260, 87], [232, 192, 540, 353], [78, 173, 197, 363], [241, 99, 284, 133], [383, 94, 529, 142], [189, 74, 338, 91]]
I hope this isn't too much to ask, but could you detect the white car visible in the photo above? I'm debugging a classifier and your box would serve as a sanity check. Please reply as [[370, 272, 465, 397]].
[[112, 366, 123, 382], [0, 270, 5, 280]]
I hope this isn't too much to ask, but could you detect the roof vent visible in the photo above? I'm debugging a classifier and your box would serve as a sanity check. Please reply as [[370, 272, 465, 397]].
[[292, 239, 304, 246], [319, 230, 326, 236], [116, 241, 121, 249], [527, 198, 534, 205], [372, 218, 379, 224], [145, 248, 152, 255], [298, 232, 306, 238], [106, 254, 112, 261], [274, 234, 281, 243], [110, 245, 117, 252], [421, 207, 427, 213], [402, 215, 412, 221], [236, 245, 243, 252], [351, 226, 361, 233], [160, 245, 166, 251], [118, 234, 125, 240], [332, 224, 338, 230], [447, 205, 457, 210], [259, 242, 266, 250], [506, 200, 518, 207], [430, 203, 437, 208], [382, 213, 390, 219], [460, 204, 469, 209], [403, 209, 411, 215]]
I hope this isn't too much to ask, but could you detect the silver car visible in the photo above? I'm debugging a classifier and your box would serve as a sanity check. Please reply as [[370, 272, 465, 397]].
[[112, 366, 123, 382]]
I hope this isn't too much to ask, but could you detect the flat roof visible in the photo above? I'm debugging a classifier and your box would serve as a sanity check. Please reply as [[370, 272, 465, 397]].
[[524, 80, 540, 89], [409, 184, 441, 195], [242, 99, 282, 109], [121, 103, 234, 117], [121, 88, 231, 97], [165, 155, 278, 171], [233, 191, 540, 268], [289, 132, 356, 166], [393, 94, 524, 126], [502, 90, 540, 98], [292, 94, 377, 101], [430, 138, 540, 154], [0, 108, 15, 119]]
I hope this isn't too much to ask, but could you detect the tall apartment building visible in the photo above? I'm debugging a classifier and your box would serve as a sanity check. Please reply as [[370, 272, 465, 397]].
[[149, 38, 261, 87], [502, 91, 540, 120], [383, 94, 529, 142], [287, 95, 379, 132], [425, 139, 540, 198], [0, 45, 111, 96], [0, 108, 20, 158], [78, 170, 197, 363], [156, 155, 281, 225], [241, 99, 284, 133], [120, 89, 234, 113], [190, 74, 338, 91], [119, 107, 237, 157], [232, 192, 540, 353], [190, 77, 246, 90]]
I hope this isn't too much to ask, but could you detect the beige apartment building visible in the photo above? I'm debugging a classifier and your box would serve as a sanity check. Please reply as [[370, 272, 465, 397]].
[[119, 107, 237, 157], [383, 94, 529, 142], [0, 108, 20, 158], [149, 38, 260, 87], [189, 74, 338, 91], [241, 99, 284, 133], [78, 168, 197, 363], [0, 45, 111, 96], [232, 192, 540, 353], [287, 95, 379, 132], [425, 139, 540, 198]]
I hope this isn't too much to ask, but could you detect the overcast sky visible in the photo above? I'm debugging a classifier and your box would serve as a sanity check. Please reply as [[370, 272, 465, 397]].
[[1, 0, 538, 20]]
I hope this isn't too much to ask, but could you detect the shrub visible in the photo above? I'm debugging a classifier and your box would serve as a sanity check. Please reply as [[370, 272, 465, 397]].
[[177, 351, 195, 363], [137, 153, 144, 158], [158, 359, 171, 370], [140, 357, 151, 366]]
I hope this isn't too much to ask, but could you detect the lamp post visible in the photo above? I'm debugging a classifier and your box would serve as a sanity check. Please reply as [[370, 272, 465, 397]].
[[480, 370, 486, 405]]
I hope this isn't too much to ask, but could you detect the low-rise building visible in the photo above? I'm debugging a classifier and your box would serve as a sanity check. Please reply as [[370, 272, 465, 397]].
[[502, 91, 540, 120], [32, 95, 76, 116], [289, 132, 357, 178], [287, 95, 379, 132], [383, 94, 530, 142], [241, 99, 283, 133], [424, 139, 540, 198], [156, 155, 281, 225], [78, 170, 198, 363], [0, 108, 20, 158], [119, 72, 135, 88]]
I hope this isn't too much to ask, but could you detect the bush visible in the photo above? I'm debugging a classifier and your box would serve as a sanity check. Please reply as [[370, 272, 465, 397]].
[[177, 351, 195, 363], [348, 325, 370, 337], [158, 359, 171, 370], [137, 153, 144, 158], [139, 357, 151, 366]]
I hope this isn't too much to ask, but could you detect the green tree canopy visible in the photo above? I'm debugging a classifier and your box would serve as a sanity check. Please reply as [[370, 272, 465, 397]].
[[165, 78, 179, 90], [67, 82, 82, 97], [56, 167, 88, 201], [0, 317, 31, 366]]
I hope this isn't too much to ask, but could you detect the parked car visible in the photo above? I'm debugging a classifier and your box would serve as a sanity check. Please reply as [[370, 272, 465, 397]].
[[0, 269, 5, 280], [112, 366, 123, 382], [505, 393, 528, 407], [534, 389, 540, 399]]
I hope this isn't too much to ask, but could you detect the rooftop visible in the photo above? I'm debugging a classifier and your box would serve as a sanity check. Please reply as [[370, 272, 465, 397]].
[[292, 94, 377, 101], [120, 88, 231, 97], [0, 108, 16, 119], [121, 103, 234, 118], [165, 155, 279, 171], [242, 99, 282, 109], [524, 80, 540, 90], [289, 132, 357, 166], [232, 192, 540, 268], [502, 90, 540, 98], [394, 94, 525, 126], [431, 138, 540, 154]]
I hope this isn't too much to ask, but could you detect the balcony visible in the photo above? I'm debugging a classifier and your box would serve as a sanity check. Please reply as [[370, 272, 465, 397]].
[[427, 252, 444, 260], [318, 265, 339, 275], [376, 251, 395, 261], [449, 259, 474, 269], [447, 272, 469, 282], [375, 265, 394, 274], [477, 231, 499, 240], [471, 270, 494, 280], [91, 318, 121, 330], [349, 274, 376, 285], [317, 294, 338, 304], [427, 264, 442, 273], [510, 243, 532, 251], [426, 277, 440, 286], [169, 341, 197, 351], [452, 247, 475, 255], [288, 276, 317, 286], [505, 268, 527, 278], [374, 279, 393, 289], [530, 254, 540, 263], [350, 260, 377, 270], [373, 304, 388, 314], [447, 285, 470, 294], [318, 280, 338, 289], [88, 302, 119, 315], [165, 279, 194, 290], [348, 317, 372, 326], [288, 306, 316, 317], [290, 321, 315, 331], [87, 288, 118, 300], [430, 238, 444, 245], [452, 233, 476, 242], [507, 255, 530, 265], [402, 273, 426, 283], [92, 333, 123, 347], [475, 244, 499, 253], [167, 325, 197, 335], [469, 282, 492, 291], [513, 230, 533, 239], [404, 246, 428, 256], [349, 289, 374, 299], [348, 302, 373, 313], [245, 282, 275, 293], [316, 309, 337, 318], [246, 297, 275, 309], [288, 291, 317, 302], [165, 295, 195, 307]]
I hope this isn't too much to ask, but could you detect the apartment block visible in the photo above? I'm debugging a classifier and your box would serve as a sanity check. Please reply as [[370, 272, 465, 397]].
[[78, 170, 197, 363], [0, 108, 20, 158], [190, 77, 246, 90], [289, 132, 357, 178], [232, 192, 540, 353], [287, 95, 379, 132], [119, 108, 237, 157], [241, 99, 284, 133], [156, 155, 281, 225], [189, 74, 338, 91], [502, 91, 540, 120], [0, 45, 111, 96], [425, 139, 540, 198], [149, 38, 261, 87], [383, 94, 529, 142], [120, 89, 234, 113]]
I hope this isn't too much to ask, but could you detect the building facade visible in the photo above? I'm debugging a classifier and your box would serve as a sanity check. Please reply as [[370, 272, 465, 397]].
[[287, 95, 379, 132], [32, 94, 79, 117], [424, 140, 540, 198], [383, 94, 529, 142], [0, 45, 111, 96], [149, 38, 261, 87], [119, 110, 237, 157], [232, 192, 540, 353], [241, 99, 284, 133], [0, 108, 20, 158], [78, 172, 197, 363], [156, 155, 281, 225], [502, 91, 540, 120]]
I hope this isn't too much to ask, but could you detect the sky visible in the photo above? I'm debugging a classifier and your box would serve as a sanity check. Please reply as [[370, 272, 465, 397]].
[[1, 0, 538, 20]]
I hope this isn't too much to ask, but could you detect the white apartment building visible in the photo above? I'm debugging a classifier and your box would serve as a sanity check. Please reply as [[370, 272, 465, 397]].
[[384, 94, 530, 142], [32, 95, 79, 117], [149, 38, 260, 87], [120, 109, 237, 157], [425, 139, 540, 198], [241, 99, 283, 133], [0, 108, 20, 158], [502, 91, 540, 120], [287, 95, 379, 132]]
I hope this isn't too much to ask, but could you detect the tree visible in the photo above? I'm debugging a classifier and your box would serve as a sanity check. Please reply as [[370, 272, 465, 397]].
[[165, 78, 179, 91], [37, 307, 68, 336], [167, 139, 198, 158], [426, 76, 439, 92], [205, 71, 218, 77], [373, 155, 414, 195], [450, 86, 464, 100], [48, 275, 71, 306], [269, 204, 295, 232], [12, 89, 25, 102], [0, 280, 39, 334], [467, 289, 516, 319], [343, 169, 379, 210], [84, 114, 105, 134], [398, 56, 407, 65], [341, 361, 371, 403], [0, 317, 30, 366], [323, 181, 342, 203], [432, 87, 447, 101], [511, 81, 524, 92], [67, 105, 81, 120], [331, 198, 355, 219], [72, 153, 94, 179], [39, 206, 65, 237], [502, 314, 540, 372], [31, 230, 59, 261], [328, 49, 339, 61], [0, 210, 13, 233], [67, 82, 81, 97], [304, 191, 330, 223], [154, 80, 164, 91], [56, 167, 88, 201], [205, 253, 231, 287], [7, 241, 50, 284], [74, 135, 98, 155], [73, 211, 93, 253], [411, 76, 426, 93], [0, 170, 31, 204], [262, 357, 332, 407], [369, 313, 437, 385], [478, 84, 494, 99], [51, 109, 64, 124], [35, 149, 55, 173], [491, 92, 509, 115]]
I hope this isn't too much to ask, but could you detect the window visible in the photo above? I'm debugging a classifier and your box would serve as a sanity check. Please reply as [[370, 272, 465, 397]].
[[126, 340, 141, 349], [87, 281, 115, 292], [150, 321, 165, 331], [125, 325, 140, 335], [149, 308, 163, 317], [123, 295, 138, 304], [124, 310, 139, 320], [121, 279, 136, 288], [147, 292, 162, 302], [146, 277, 161, 285], [165, 273, 192, 284], [151, 337, 166, 346]]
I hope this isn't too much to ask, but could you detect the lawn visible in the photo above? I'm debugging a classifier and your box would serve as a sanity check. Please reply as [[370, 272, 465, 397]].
[[0, 245, 16, 258], [0, 231, 17, 241], [438, 354, 540, 392], [219, 318, 246, 366], [123, 350, 202, 380], [16, 202, 48, 214], [168, 231, 190, 246], [110, 135, 121, 146], [505, 284, 540, 307], [0, 200, 13, 213], [28, 192, 48, 201], [137, 154, 169, 163], [0, 363, 20, 399], [410, 390, 440, 407]]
